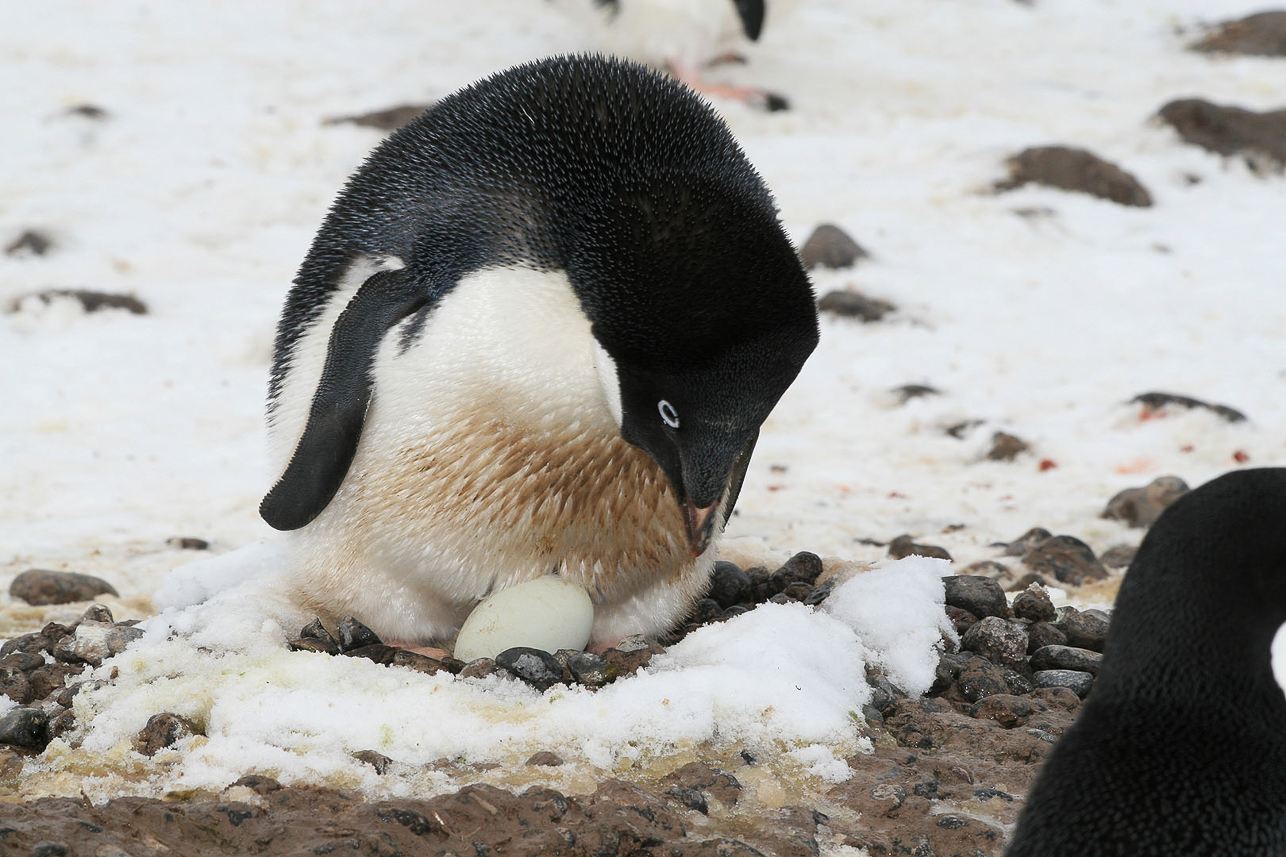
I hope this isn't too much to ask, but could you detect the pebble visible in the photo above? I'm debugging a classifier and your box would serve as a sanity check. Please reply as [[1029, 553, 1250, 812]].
[[771, 551, 824, 589], [337, 616, 382, 652], [1053, 607, 1110, 651], [288, 619, 340, 655], [1157, 99, 1286, 171], [666, 787, 709, 815], [458, 658, 499, 680], [52, 620, 144, 667], [891, 384, 941, 404], [325, 103, 435, 131], [961, 617, 1029, 672], [0, 707, 49, 750], [997, 527, 1053, 557], [7, 289, 148, 316], [525, 751, 564, 767], [136, 712, 201, 756], [354, 750, 394, 774], [1026, 621, 1068, 653], [707, 561, 752, 608], [1011, 584, 1056, 623], [166, 536, 210, 550], [972, 694, 1039, 728], [997, 145, 1153, 207], [8, 569, 118, 606], [944, 605, 979, 636], [1033, 669, 1094, 698], [1129, 391, 1246, 423], [4, 229, 53, 257], [798, 223, 870, 270], [1102, 475, 1190, 528], [495, 647, 566, 691], [1189, 11, 1286, 57], [1021, 535, 1108, 586], [986, 431, 1030, 461], [1029, 645, 1103, 675], [943, 575, 1009, 619], [956, 656, 1012, 703], [603, 638, 664, 679], [887, 535, 952, 562], [817, 290, 896, 322]]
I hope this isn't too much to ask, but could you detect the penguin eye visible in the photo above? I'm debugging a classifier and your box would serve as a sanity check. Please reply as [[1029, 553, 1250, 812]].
[[658, 399, 680, 429]]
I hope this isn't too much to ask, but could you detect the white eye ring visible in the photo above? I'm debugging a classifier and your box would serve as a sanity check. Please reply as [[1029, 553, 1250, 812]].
[[658, 399, 680, 429]]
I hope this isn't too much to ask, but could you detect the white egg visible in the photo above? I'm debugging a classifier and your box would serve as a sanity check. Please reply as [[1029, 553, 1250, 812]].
[[453, 575, 594, 662]]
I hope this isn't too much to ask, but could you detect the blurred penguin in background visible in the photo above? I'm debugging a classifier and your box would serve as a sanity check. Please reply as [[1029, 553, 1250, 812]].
[[549, 0, 798, 110]]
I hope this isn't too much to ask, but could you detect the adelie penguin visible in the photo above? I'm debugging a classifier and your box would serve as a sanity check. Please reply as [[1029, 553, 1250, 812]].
[[1006, 467, 1286, 856], [260, 55, 819, 652]]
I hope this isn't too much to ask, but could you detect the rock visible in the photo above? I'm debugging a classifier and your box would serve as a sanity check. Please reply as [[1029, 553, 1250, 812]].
[[52, 620, 144, 667], [1033, 669, 1095, 699], [8, 569, 118, 606], [662, 762, 742, 807], [136, 713, 201, 756], [29, 843, 70, 857], [1026, 621, 1067, 654], [564, 650, 612, 687], [1190, 11, 1286, 56], [288, 619, 340, 655], [972, 694, 1039, 728], [166, 536, 210, 550], [944, 604, 979, 636], [1130, 391, 1247, 423], [945, 418, 985, 439], [799, 223, 869, 269], [707, 561, 752, 608], [6, 289, 148, 315], [1011, 584, 1056, 623], [26, 664, 82, 702], [1157, 99, 1286, 171], [525, 751, 564, 766], [817, 289, 896, 321], [79, 603, 114, 624], [1100, 544, 1137, 569], [1030, 645, 1103, 675], [388, 649, 464, 675], [325, 103, 435, 131], [956, 655, 1013, 703], [0, 708, 49, 750], [887, 535, 952, 561], [998, 145, 1153, 207], [353, 750, 393, 773], [891, 384, 941, 404], [997, 527, 1053, 557], [770, 551, 824, 588], [1053, 607, 1110, 651], [1021, 535, 1108, 585], [665, 786, 709, 814], [495, 647, 566, 691], [601, 637, 663, 679], [802, 577, 838, 606], [231, 774, 283, 795], [0, 664, 32, 705], [336, 616, 382, 652], [987, 431, 1030, 461], [5, 229, 53, 257], [943, 575, 1009, 619], [960, 617, 1029, 672], [458, 657, 499, 680], [1102, 476, 1191, 528]]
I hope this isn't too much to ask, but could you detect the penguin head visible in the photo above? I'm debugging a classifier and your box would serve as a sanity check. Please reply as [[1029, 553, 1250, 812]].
[[571, 174, 819, 555]]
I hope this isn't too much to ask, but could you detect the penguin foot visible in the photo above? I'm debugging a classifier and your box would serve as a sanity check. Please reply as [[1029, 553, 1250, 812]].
[[666, 61, 791, 112]]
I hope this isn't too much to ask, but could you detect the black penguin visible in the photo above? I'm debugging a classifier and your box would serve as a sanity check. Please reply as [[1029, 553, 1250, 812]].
[[1006, 467, 1286, 856], [260, 54, 818, 649]]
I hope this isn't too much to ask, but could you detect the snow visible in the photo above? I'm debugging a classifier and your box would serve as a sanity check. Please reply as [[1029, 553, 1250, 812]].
[[3, 0, 1285, 801]]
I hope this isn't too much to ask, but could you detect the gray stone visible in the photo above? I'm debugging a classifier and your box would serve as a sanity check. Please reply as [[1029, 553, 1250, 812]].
[[888, 535, 952, 562], [1054, 607, 1110, 651], [565, 651, 612, 687], [496, 647, 566, 691], [943, 575, 1009, 619], [1027, 621, 1068, 653], [52, 620, 144, 666], [1190, 11, 1286, 56], [960, 617, 1029, 671], [799, 223, 869, 270], [998, 146, 1153, 207], [8, 569, 118, 606], [136, 712, 201, 756], [1102, 476, 1191, 528], [1033, 669, 1094, 698], [1030, 645, 1103, 675], [0, 707, 49, 750], [1011, 584, 1056, 623], [817, 290, 895, 322], [1022, 535, 1109, 586], [707, 561, 752, 608]]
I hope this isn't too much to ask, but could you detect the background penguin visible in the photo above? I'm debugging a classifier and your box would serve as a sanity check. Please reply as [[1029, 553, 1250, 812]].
[[548, 0, 796, 110], [1006, 467, 1286, 856], [260, 54, 819, 651]]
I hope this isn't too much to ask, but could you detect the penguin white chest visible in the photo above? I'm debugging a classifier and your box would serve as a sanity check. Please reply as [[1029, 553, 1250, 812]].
[[285, 263, 696, 644]]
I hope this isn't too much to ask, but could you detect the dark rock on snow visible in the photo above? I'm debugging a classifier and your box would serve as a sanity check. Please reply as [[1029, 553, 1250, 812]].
[[136, 713, 202, 756], [1189, 11, 1286, 57], [1102, 475, 1190, 528], [798, 223, 870, 270], [1033, 669, 1095, 698], [987, 431, 1030, 461], [1130, 391, 1246, 423], [888, 535, 952, 561], [817, 289, 896, 321], [890, 384, 940, 404], [1157, 99, 1286, 171], [997, 145, 1153, 207], [4, 229, 53, 257], [496, 647, 566, 691], [0, 708, 49, 751], [1029, 645, 1103, 676], [943, 575, 1009, 619], [336, 616, 382, 652], [6, 289, 148, 315], [707, 561, 752, 607], [1053, 607, 1111, 651], [961, 617, 1030, 672], [324, 103, 435, 131], [1011, 584, 1056, 623], [1099, 544, 1137, 569], [1021, 535, 1109, 586], [9, 569, 118, 606], [997, 527, 1053, 557]]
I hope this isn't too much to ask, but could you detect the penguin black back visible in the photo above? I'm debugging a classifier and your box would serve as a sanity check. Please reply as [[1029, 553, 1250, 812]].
[[1006, 467, 1286, 856], [262, 54, 817, 532]]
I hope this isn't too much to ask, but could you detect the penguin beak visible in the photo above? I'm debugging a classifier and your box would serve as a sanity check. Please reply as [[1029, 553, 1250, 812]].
[[683, 499, 720, 558]]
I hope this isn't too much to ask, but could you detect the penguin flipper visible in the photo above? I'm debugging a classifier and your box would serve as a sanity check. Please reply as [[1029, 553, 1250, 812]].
[[261, 267, 427, 531], [731, 0, 766, 41], [722, 428, 759, 526]]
